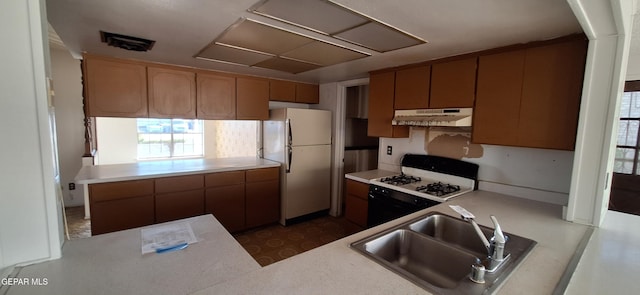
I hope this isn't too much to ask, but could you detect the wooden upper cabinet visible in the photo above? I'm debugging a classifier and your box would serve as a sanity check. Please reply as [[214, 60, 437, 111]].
[[236, 77, 269, 120], [368, 71, 409, 138], [473, 50, 525, 146], [394, 65, 430, 109], [269, 79, 296, 102], [295, 83, 320, 104], [430, 57, 477, 108], [84, 55, 148, 118], [473, 37, 587, 150], [197, 72, 236, 120], [518, 39, 587, 150], [148, 66, 196, 119]]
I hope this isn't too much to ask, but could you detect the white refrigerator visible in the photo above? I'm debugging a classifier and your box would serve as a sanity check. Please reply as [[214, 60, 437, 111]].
[[263, 108, 332, 225]]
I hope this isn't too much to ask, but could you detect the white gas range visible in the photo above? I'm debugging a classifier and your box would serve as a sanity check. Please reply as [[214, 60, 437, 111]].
[[367, 154, 479, 227]]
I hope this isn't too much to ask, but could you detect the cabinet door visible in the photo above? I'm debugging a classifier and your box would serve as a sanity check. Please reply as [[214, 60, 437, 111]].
[[270, 80, 296, 102], [368, 71, 409, 138], [344, 179, 369, 228], [394, 65, 430, 109], [197, 72, 237, 120], [518, 39, 587, 150], [84, 56, 148, 117], [473, 50, 525, 146], [430, 58, 477, 108], [156, 190, 205, 223], [295, 83, 319, 104], [245, 180, 280, 228], [245, 168, 279, 228], [237, 77, 269, 120], [205, 184, 246, 232], [148, 66, 196, 118], [89, 179, 154, 235]]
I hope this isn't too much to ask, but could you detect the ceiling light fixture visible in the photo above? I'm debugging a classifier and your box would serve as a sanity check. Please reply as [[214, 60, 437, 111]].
[[195, 18, 369, 74], [248, 0, 426, 52]]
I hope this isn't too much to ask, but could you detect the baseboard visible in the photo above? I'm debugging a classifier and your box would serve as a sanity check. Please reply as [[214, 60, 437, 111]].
[[479, 181, 569, 206]]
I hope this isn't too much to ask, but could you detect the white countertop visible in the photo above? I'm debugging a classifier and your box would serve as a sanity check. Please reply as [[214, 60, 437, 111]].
[[74, 157, 281, 184], [5, 215, 261, 295], [345, 169, 398, 183], [194, 191, 589, 295], [6, 191, 598, 295]]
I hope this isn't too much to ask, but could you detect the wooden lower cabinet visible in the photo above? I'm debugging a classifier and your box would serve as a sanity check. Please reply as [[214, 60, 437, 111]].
[[245, 179, 279, 228], [89, 168, 280, 235], [156, 189, 205, 223], [89, 179, 155, 235], [206, 184, 246, 232], [344, 179, 369, 228]]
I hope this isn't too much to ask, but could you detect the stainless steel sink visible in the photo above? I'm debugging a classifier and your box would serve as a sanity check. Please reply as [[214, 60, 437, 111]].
[[351, 212, 536, 294], [409, 214, 493, 258], [362, 229, 480, 289]]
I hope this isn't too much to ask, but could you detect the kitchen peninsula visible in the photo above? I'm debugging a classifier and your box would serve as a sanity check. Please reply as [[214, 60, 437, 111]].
[[6, 191, 592, 295], [75, 157, 281, 234]]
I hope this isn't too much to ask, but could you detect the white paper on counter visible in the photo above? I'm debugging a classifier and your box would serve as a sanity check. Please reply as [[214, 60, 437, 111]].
[[141, 222, 198, 254]]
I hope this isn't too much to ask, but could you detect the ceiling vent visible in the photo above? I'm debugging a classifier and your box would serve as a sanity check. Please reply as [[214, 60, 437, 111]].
[[100, 31, 155, 52]]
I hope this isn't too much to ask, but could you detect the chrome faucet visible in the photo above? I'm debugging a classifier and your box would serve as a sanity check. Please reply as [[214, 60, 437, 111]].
[[466, 215, 509, 273]]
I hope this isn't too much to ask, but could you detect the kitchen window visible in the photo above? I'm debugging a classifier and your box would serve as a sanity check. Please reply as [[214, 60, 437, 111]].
[[614, 83, 640, 175], [137, 118, 204, 159], [94, 117, 259, 165]]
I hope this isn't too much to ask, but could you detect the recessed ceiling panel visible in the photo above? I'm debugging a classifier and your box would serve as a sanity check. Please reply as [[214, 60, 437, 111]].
[[217, 19, 313, 55], [334, 22, 424, 52], [254, 57, 321, 74], [282, 41, 368, 66], [250, 0, 369, 35], [196, 43, 273, 65]]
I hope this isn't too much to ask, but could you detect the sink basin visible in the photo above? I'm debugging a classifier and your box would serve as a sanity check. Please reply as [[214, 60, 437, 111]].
[[409, 214, 493, 258], [351, 212, 536, 294], [360, 229, 480, 289]]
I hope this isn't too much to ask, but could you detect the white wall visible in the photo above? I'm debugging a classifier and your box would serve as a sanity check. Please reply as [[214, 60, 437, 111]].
[[94, 118, 139, 164], [50, 47, 85, 206], [566, 0, 634, 226], [627, 53, 640, 80], [1, 0, 62, 276], [379, 128, 574, 205]]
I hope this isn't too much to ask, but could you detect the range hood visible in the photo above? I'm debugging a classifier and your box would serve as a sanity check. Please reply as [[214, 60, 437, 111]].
[[392, 108, 473, 127]]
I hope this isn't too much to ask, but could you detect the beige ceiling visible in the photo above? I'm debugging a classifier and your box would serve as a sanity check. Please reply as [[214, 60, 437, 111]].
[[47, 0, 584, 83]]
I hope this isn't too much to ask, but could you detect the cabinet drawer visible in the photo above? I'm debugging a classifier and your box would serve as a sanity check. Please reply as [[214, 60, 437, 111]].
[[205, 171, 245, 187], [155, 174, 204, 193], [246, 167, 279, 182], [90, 179, 154, 202], [346, 180, 369, 200]]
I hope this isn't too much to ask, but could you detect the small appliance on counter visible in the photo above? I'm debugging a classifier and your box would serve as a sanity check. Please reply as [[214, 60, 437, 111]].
[[368, 154, 479, 227]]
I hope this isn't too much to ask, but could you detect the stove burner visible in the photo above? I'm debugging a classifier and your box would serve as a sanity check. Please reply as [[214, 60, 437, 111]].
[[416, 182, 461, 197], [379, 174, 421, 186]]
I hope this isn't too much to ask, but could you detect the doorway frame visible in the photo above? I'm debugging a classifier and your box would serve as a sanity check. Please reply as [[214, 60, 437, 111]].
[[329, 78, 369, 217]]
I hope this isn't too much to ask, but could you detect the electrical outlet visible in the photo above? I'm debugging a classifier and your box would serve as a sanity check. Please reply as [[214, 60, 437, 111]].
[[386, 146, 392, 155], [69, 183, 76, 191]]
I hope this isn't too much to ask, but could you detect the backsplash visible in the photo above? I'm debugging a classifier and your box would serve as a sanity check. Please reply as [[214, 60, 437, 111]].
[[379, 128, 574, 205]]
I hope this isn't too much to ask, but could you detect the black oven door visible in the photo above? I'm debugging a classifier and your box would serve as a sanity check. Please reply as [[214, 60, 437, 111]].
[[367, 185, 438, 227]]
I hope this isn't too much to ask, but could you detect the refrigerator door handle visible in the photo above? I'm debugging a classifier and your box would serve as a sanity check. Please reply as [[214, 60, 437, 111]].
[[287, 118, 293, 147], [287, 146, 292, 173], [286, 119, 292, 173]]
